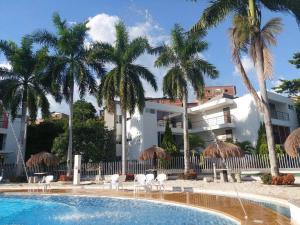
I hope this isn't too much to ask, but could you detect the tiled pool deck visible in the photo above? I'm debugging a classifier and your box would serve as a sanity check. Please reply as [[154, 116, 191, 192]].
[[0, 187, 291, 225]]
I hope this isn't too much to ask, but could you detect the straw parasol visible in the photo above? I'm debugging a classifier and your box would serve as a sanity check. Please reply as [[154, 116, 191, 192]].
[[284, 128, 300, 157], [26, 152, 59, 168], [203, 141, 244, 159], [139, 146, 170, 170], [139, 145, 169, 161]]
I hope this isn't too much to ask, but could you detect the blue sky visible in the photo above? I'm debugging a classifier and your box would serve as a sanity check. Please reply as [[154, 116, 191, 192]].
[[0, 0, 299, 112]]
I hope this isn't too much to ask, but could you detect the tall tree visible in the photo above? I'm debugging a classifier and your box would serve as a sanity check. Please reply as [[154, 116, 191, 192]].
[[229, 16, 282, 175], [153, 25, 218, 174], [0, 37, 50, 173], [96, 22, 157, 175], [161, 120, 178, 156], [30, 13, 105, 175], [191, 0, 300, 176]]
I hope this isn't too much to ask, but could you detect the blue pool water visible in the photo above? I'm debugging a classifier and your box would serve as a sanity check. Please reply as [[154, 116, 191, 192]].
[[0, 195, 238, 225]]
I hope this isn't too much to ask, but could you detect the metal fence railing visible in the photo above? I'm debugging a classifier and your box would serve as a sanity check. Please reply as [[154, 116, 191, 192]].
[[1, 154, 299, 179]]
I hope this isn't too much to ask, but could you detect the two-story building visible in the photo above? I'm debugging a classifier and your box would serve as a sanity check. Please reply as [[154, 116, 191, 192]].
[[0, 109, 21, 164], [105, 88, 299, 160]]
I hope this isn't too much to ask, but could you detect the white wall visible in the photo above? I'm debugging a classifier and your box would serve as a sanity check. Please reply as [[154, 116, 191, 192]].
[[0, 115, 21, 163]]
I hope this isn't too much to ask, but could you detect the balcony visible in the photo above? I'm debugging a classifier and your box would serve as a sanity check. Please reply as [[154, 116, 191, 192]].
[[271, 111, 289, 121], [190, 115, 235, 132], [0, 114, 8, 129]]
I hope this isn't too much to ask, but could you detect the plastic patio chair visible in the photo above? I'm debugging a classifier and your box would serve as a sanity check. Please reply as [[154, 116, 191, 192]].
[[145, 174, 155, 191], [39, 175, 54, 192], [110, 174, 120, 190], [133, 174, 147, 192], [153, 174, 167, 191]]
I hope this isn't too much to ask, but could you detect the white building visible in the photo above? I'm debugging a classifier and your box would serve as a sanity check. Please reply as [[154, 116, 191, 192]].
[[0, 110, 21, 164], [105, 91, 299, 160]]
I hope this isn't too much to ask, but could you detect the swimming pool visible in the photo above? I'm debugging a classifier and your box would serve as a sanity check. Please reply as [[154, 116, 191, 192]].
[[0, 195, 239, 225]]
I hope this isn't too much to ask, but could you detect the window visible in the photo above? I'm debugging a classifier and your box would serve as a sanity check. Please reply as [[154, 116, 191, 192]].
[[288, 105, 294, 110], [225, 89, 228, 92], [145, 108, 156, 114], [0, 134, 6, 151], [116, 115, 122, 124]]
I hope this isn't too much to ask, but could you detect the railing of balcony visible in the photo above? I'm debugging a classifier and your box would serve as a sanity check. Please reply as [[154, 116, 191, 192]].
[[190, 115, 234, 129], [0, 113, 9, 129], [271, 110, 289, 121]]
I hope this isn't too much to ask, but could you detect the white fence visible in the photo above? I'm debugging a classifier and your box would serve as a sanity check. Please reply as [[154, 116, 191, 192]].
[[1, 154, 299, 179]]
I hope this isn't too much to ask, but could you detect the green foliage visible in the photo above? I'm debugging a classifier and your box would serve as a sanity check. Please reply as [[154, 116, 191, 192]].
[[161, 120, 178, 156], [30, 13, 104, 101], [256, 123, 267, 153], [73, 100, 96, 121], [189, 133, 205, 150], [0, 37, 50, 120], [260, 173, 272, 185], [192, 0, 300, 32], [289, 52, 300, 69], [154, 24, 218, 101], [52, 119, 116, 163], [227, 139, 256, 154], [256, 123, 284, 154], [259, 144, 284, 155], [96, 22, 157, 114], [26, 119, 67, 160]]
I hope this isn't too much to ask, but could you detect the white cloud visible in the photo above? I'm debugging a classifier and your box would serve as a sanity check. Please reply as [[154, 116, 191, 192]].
[[0, 62, 12, 70], [234, 55, 255, 75], [86, 13, 120, 44]]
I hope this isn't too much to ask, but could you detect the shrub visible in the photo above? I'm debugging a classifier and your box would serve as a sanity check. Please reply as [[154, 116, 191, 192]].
[[282, 174, 295, 185], [178, 170, 197, 180], [269, 174, 295, 185], [58, 175, 73, 182], [261, 173, 272, 185]]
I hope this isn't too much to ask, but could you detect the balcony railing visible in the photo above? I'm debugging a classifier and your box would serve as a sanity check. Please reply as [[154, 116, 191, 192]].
[[0, 116, 8, 129], [271, 111, 289, 121], [191, 115, 234, 129]]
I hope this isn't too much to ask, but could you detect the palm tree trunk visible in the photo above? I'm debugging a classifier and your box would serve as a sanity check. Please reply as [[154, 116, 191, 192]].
[[182, 91, 190, 175], [67, 80, 74, 176], [16, 98, 28, 176], [121, 109, 127, 175], [255, 42, 279, 176]]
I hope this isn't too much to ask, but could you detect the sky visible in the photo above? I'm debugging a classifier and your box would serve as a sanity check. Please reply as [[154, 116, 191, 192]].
[[0, 0, 299, 114]]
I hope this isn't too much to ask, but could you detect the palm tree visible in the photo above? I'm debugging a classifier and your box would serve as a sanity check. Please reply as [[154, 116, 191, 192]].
[[0, 37, 50, 174], [96, 22, 158, 175], [153, 25, 218, 174], [229, 16, 282, 175], [30, 13, 105, 175], [191, 0, 300, 176]]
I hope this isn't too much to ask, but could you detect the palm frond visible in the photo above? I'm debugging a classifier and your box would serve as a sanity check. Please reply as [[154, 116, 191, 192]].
[[261, 0, 300, 25], [29, 30, 58, 47], [128, 64, 158, 91], [191, 0, 248, 32], [125, 37, 149, 62]]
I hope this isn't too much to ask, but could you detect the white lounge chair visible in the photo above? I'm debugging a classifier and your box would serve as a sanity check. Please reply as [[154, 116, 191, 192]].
[[153, 174, 167, 191], [133, 174, 148, 192], [39, 175, 54, 192], [145, 174, 155, 191], [0, 171, 3, 183], [118, 175, 126, 190], [103, 175, 112, 189], [111, 174, 120, 190]]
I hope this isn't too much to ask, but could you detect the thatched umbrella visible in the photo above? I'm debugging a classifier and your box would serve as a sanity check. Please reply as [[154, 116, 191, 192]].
[[284, 128, 300, 157], [203, 141, 244, 159], [26, 152, 59, 168], [139, 146, 169, 169]]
